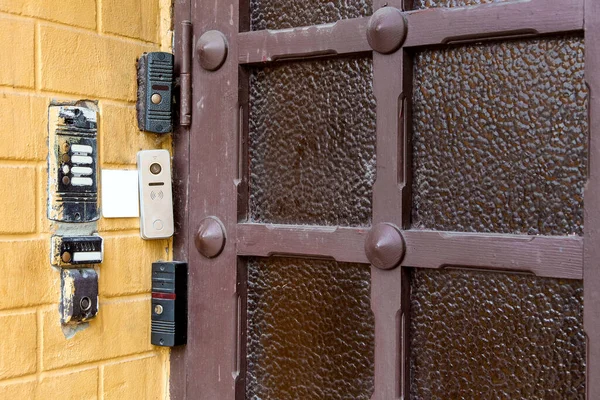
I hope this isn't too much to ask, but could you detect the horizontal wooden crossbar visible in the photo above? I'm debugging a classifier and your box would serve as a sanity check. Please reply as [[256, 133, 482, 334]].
[[237, 0, 583, 65], [236, 223, 583, 279]]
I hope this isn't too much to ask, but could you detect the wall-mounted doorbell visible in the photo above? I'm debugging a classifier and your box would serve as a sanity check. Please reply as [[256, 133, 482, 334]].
[[137, 52, 174, 134], [138, 150, 174, 239], [48, 105, 99, 222], [151, 261, 187, 347], [51, 235, 103, 267], [61, 268, 99, 324]]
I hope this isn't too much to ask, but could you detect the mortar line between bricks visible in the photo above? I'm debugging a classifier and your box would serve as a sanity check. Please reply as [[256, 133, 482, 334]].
[[0, 11, 160, 46], [0, 374, 37, 387], [41, 351, 161, 376], [0, 159, 45, 166], [0, 87, 137, 107], [97, 229, 146, 237], [34, 155, 41, 234], [34, 21, 41, 92], [0, 11, 97, 33], [37, 308, 43, 377], [98, 364, 104, 400], [96, 0, 102, 34], [0, 233, 46, 240], [99, 293, 151, 304], [0, 305, 45, 316]]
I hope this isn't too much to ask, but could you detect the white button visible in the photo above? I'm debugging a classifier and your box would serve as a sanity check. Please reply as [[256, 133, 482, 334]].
[[153, 220, 164, 231], [62, 165, 70, 174], [71, 166, 93, 176], [71, 155, 93, 165], [71, 144, 93, 154], [71, 177, 93, 186]]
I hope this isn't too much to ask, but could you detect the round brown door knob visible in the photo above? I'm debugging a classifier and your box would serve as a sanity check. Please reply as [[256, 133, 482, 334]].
[[197, 30, 228, 71], [366, 7, 407, 54], [365, 223, 405, 270], [195, 217, 226, 258]]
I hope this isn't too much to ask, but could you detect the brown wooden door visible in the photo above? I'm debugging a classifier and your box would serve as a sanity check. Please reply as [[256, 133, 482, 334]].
[[171, 0, 600, 398]]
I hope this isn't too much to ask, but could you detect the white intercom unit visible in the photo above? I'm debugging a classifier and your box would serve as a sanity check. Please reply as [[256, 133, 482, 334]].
[[137, 150, 174, 239]]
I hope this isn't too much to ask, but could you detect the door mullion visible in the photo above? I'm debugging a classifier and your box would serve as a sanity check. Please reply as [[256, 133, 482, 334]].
[[371, 0, 410, 398]]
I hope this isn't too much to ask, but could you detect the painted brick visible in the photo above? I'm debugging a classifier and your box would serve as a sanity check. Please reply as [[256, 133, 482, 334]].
[[0, 94, 47, 160], [0, 0, 96, 29], [103, 356, 162, 400], [100, 236, 169, 297], [0, 166, 36, 233], [0, 240, 58, 310], [98, 218, 140, 232], [101, 0, 159, 43], [38, 368, 98, 400], [0, 312, 37, 380], [0, 16, 34, 88], [38, 164, 51, 234], [100, 103, 170, 165], [39, 25, 156, 101], [0, 380, 36, 399], [42, 298, 153, 370], [97, 217, 139, 232]]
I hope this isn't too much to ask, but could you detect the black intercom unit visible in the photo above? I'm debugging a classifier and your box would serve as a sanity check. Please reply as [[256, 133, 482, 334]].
[[151, 261, 187, 347], [136, 52, 174, 134]]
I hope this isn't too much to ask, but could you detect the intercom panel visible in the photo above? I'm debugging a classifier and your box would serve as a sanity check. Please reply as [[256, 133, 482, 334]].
[[51, 235, 103, 267], [137, 150, 174, 239], [48, 105, 99, 222], [151, 261, 187, 347], [137, 52, 174, 134], [61, 268, 99, 324]]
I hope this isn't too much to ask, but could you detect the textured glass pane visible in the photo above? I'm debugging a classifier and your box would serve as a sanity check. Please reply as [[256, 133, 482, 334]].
[[412, 37, 587, 235], [412, 0, 507, 9], [409, 269, 585, 399], [246, 257, 374, 399], [250, 0, 372, 31], [249, 57, 376, 226]]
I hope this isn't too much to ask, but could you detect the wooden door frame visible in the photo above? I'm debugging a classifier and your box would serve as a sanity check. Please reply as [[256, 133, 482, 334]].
[[170, 0, 600, 398]]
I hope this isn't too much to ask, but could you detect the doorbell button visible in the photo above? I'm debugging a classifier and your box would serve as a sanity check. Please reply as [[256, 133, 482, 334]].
[[137, 150, 174, 239]]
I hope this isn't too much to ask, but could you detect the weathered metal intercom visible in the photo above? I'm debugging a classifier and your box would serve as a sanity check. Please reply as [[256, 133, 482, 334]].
[[48, 105, 99, 222], [137, 52, 174, 134], [60, 268, 99, 324], [51, 235, 103, 267]]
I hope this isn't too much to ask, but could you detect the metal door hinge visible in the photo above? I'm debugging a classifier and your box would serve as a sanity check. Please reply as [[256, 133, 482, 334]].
[[179, 20, 192, 127]]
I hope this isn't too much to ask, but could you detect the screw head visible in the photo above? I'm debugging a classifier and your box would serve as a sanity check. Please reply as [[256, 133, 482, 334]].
[[364, 223, 405, 270], [154, 304, 164, 315], [367, 7, 407, 54], [195, 217, 226, 258]]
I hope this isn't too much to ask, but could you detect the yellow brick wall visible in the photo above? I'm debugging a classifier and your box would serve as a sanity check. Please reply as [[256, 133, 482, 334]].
[[0, 0, 173, 398]]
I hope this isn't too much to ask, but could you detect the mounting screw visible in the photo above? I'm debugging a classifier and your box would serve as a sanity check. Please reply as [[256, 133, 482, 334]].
[[195, 216, 226, 258], [367, 7, 407, 54], [364, 223, 405, 270], [197, 30, 228, 71]]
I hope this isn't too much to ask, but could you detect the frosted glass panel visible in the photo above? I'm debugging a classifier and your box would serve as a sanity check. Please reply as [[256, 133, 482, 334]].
[[246, 257, 374, 399], [412, 36, 587, 235], [409, 268, 585, 399]]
